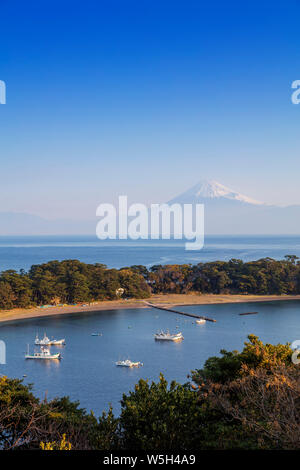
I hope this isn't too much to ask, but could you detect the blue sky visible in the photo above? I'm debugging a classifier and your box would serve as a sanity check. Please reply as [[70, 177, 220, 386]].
[[0, 0, 300, 219]]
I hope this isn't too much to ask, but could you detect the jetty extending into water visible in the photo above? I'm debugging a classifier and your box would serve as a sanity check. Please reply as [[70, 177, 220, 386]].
[[143, 301, 217, 322], [239, 311, 258, 316]]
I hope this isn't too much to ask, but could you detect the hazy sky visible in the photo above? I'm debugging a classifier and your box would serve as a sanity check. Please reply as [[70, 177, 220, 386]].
[[0, 0, 300, 219]]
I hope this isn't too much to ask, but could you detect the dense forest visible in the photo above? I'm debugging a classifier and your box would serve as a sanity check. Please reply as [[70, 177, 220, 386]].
[[0, 255, 300, 310], [0, 335, 299, 450]]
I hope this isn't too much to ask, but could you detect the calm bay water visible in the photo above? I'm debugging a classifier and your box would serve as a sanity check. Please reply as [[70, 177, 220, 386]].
[[0, 300, 300, 416], [0, 235, 300, 415], [0, 235, 300, 272]]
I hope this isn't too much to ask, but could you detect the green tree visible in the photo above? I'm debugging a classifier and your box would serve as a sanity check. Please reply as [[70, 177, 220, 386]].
[[192, 334, 293, 384], [118, 374, 202, 450], [0, 282, 15, 309]]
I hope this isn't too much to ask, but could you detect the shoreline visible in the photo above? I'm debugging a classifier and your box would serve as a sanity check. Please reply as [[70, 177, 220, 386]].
[[1, 293, 300, 325]]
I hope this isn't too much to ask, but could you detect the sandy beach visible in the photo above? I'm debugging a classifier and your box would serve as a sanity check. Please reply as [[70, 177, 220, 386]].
[[0, 293, 300, 325]]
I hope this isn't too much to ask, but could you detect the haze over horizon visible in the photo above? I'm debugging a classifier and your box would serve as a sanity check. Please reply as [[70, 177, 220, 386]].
[[1, 179, 300, 235], [1, 1, 300, 221]]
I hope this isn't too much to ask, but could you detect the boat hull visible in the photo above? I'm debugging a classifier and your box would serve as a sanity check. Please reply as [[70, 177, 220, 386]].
[[25, 354, 61, 360], [116, 361, 142, 367], [154, 337, 183, 341]]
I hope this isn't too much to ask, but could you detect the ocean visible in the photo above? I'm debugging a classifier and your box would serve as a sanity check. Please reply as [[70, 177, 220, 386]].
[[0, 235, 300, 272]]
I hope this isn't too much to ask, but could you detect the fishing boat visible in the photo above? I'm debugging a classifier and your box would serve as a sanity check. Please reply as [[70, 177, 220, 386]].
[[196, 319, 206, 324], [35, 333, 65, 346], [25, 345, 61, 360], [154, 330, 184, 341], [48, 338, 65, 345], [115, 359, 143, 367]]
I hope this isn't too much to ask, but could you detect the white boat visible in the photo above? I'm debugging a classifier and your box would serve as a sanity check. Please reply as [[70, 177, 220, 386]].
[[154, 330, 184, 342], [25, 345, 61, 360], [196, 319, 206, 324], [49, 339, 65, 345], [35, 333, 65, 346], [115, 359, 143, 367], [91, 332, 102, 336]]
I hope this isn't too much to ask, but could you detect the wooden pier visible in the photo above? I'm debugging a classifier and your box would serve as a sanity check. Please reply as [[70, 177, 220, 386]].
[[143, 301, 217, 322]]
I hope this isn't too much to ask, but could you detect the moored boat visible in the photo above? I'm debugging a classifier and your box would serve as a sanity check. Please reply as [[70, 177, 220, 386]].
[[49, 338, 66, 345], [154, 330, 184, 341], [196, 319, 206, 324], [25, 345, 61, 360], [35, 333, 65, 346], [115, 359, 143, 367]]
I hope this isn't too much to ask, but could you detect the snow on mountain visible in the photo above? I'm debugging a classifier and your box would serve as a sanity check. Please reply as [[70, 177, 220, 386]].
[[167, 179, 300, 234], [169, 180, 265, 206]]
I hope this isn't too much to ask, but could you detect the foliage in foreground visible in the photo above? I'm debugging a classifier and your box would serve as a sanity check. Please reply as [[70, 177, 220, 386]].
[[40, 434, 72, 450], [0, 335, 299, 450], [191, 334, 293, 384]]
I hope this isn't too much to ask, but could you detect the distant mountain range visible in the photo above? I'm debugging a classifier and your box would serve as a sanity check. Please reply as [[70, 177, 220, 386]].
[[168, 180, 300, 234], [0, 180, 300, 235], [169, 180, 266, 206], [0, 212, 95, 235]]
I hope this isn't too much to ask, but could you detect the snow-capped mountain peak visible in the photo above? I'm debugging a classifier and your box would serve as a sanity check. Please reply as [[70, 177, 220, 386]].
[[169, 180, 265, 206]]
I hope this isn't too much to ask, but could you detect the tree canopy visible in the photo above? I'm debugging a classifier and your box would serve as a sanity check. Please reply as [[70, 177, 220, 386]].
[[1, 256, 300, 310]]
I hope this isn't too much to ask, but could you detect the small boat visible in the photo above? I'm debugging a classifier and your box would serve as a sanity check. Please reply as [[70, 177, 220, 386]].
[[25, 345, 61, 360], [49, 338, 66, 345], [91, 333, 102, 336], [115, 359, 143, 367], [196, 319, 206, 324], [35, 333, 65, 346], [154, 330, 184, 342]]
